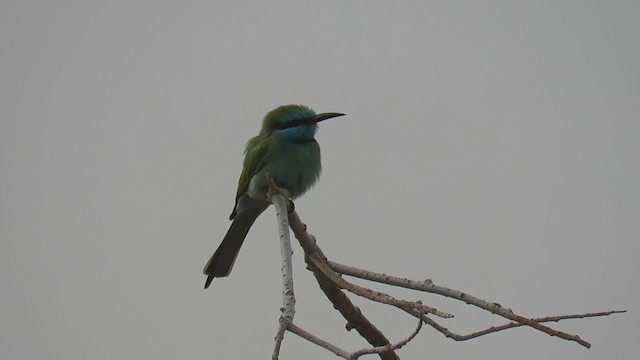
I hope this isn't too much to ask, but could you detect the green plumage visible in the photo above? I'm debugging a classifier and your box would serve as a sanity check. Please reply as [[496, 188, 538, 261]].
[[203, 105, 344, 288]]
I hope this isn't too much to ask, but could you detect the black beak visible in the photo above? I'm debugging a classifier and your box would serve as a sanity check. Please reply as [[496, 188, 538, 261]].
[[312, 112, 346, 123], [277, 112, 345, 130]]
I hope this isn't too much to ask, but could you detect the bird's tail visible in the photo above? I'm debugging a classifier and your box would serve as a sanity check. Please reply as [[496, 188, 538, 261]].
[[203, 206, 265, 289]]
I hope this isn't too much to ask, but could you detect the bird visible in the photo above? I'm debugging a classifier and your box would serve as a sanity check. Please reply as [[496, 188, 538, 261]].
[[203, 104, 345, 289]]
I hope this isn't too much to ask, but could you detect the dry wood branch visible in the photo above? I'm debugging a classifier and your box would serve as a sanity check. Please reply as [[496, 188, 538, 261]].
[[287, 213, 449, 318], [261, 181, 622, 357], [289, 317, 425, 360], [267, 177, 296, 360], [327, 261, 615, 348], [350, 313, 424, 359], [421, 310, 627, 341], [287, 210, 401, 360], [312, 254, 451, 318], [272, 319, 288, 360], [288, 323, 350, 359]]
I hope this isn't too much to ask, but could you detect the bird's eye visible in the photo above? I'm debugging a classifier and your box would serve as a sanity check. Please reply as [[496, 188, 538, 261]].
[[277, 118, 311, 130]]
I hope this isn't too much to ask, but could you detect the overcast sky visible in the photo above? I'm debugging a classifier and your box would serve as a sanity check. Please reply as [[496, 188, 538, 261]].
[[1, 1, 639, 359]]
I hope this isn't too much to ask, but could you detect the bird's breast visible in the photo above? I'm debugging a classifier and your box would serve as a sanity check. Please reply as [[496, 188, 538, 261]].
[[249, 140, 321, 200]]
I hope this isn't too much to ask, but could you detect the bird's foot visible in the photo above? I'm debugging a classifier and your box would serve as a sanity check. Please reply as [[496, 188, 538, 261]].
[[265, 174, 295, 213], [287, 198, 295, 213]]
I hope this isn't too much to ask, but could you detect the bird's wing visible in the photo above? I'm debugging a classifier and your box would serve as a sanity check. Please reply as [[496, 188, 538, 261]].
[[230, 135, 273, 219]]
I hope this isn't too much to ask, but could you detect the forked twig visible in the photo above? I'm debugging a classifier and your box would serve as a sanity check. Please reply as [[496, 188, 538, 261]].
[[350, 312, 424, 359], [326, 261, 617, 348], [421, 310, 626, 341]]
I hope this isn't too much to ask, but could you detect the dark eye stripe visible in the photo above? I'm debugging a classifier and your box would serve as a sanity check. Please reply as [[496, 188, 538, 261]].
[[273, 117, 314, 130]]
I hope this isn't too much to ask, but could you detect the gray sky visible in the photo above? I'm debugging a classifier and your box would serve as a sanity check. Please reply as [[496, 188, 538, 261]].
[[2, 1, 638, 359]]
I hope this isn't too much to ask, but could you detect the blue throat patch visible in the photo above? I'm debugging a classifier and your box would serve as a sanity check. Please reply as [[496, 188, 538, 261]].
[[274, 124, 317, 142]]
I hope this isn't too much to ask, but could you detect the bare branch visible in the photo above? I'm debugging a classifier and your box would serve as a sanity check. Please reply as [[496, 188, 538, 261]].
[[439, 310, 627, 341], [287, 210, 401, 360], [258, 182, 622, 357], [288, 323, 351, 359], [350, 313, 424, 359], [328, 261, 595, 348], [307, 253, 450, 318], [272, 319, 288, 360], [267, 176, 296, 360], [286, 211, 449, 319]]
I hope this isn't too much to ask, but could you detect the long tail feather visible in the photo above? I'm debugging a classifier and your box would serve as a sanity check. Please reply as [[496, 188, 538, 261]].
[[203, 205, 265, 288]]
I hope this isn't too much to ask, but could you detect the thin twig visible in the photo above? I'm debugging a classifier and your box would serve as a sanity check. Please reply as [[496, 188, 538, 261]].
[[288, 323, 351, 359], [309, 254, 451, 318], [272, 320, 288, 360], [329, 261, 601, 348], [449, 310, 627, 341], [350, 312, 424, 359]]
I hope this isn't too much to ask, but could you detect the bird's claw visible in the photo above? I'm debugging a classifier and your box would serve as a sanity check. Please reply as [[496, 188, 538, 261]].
[[287, 198, 295, 213]]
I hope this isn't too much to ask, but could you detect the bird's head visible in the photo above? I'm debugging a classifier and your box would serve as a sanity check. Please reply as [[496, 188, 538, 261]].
[[261, 104, 345, 142]]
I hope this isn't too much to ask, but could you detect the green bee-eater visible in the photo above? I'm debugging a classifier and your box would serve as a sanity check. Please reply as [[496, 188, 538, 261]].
[[203, 104, 345, 288]]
